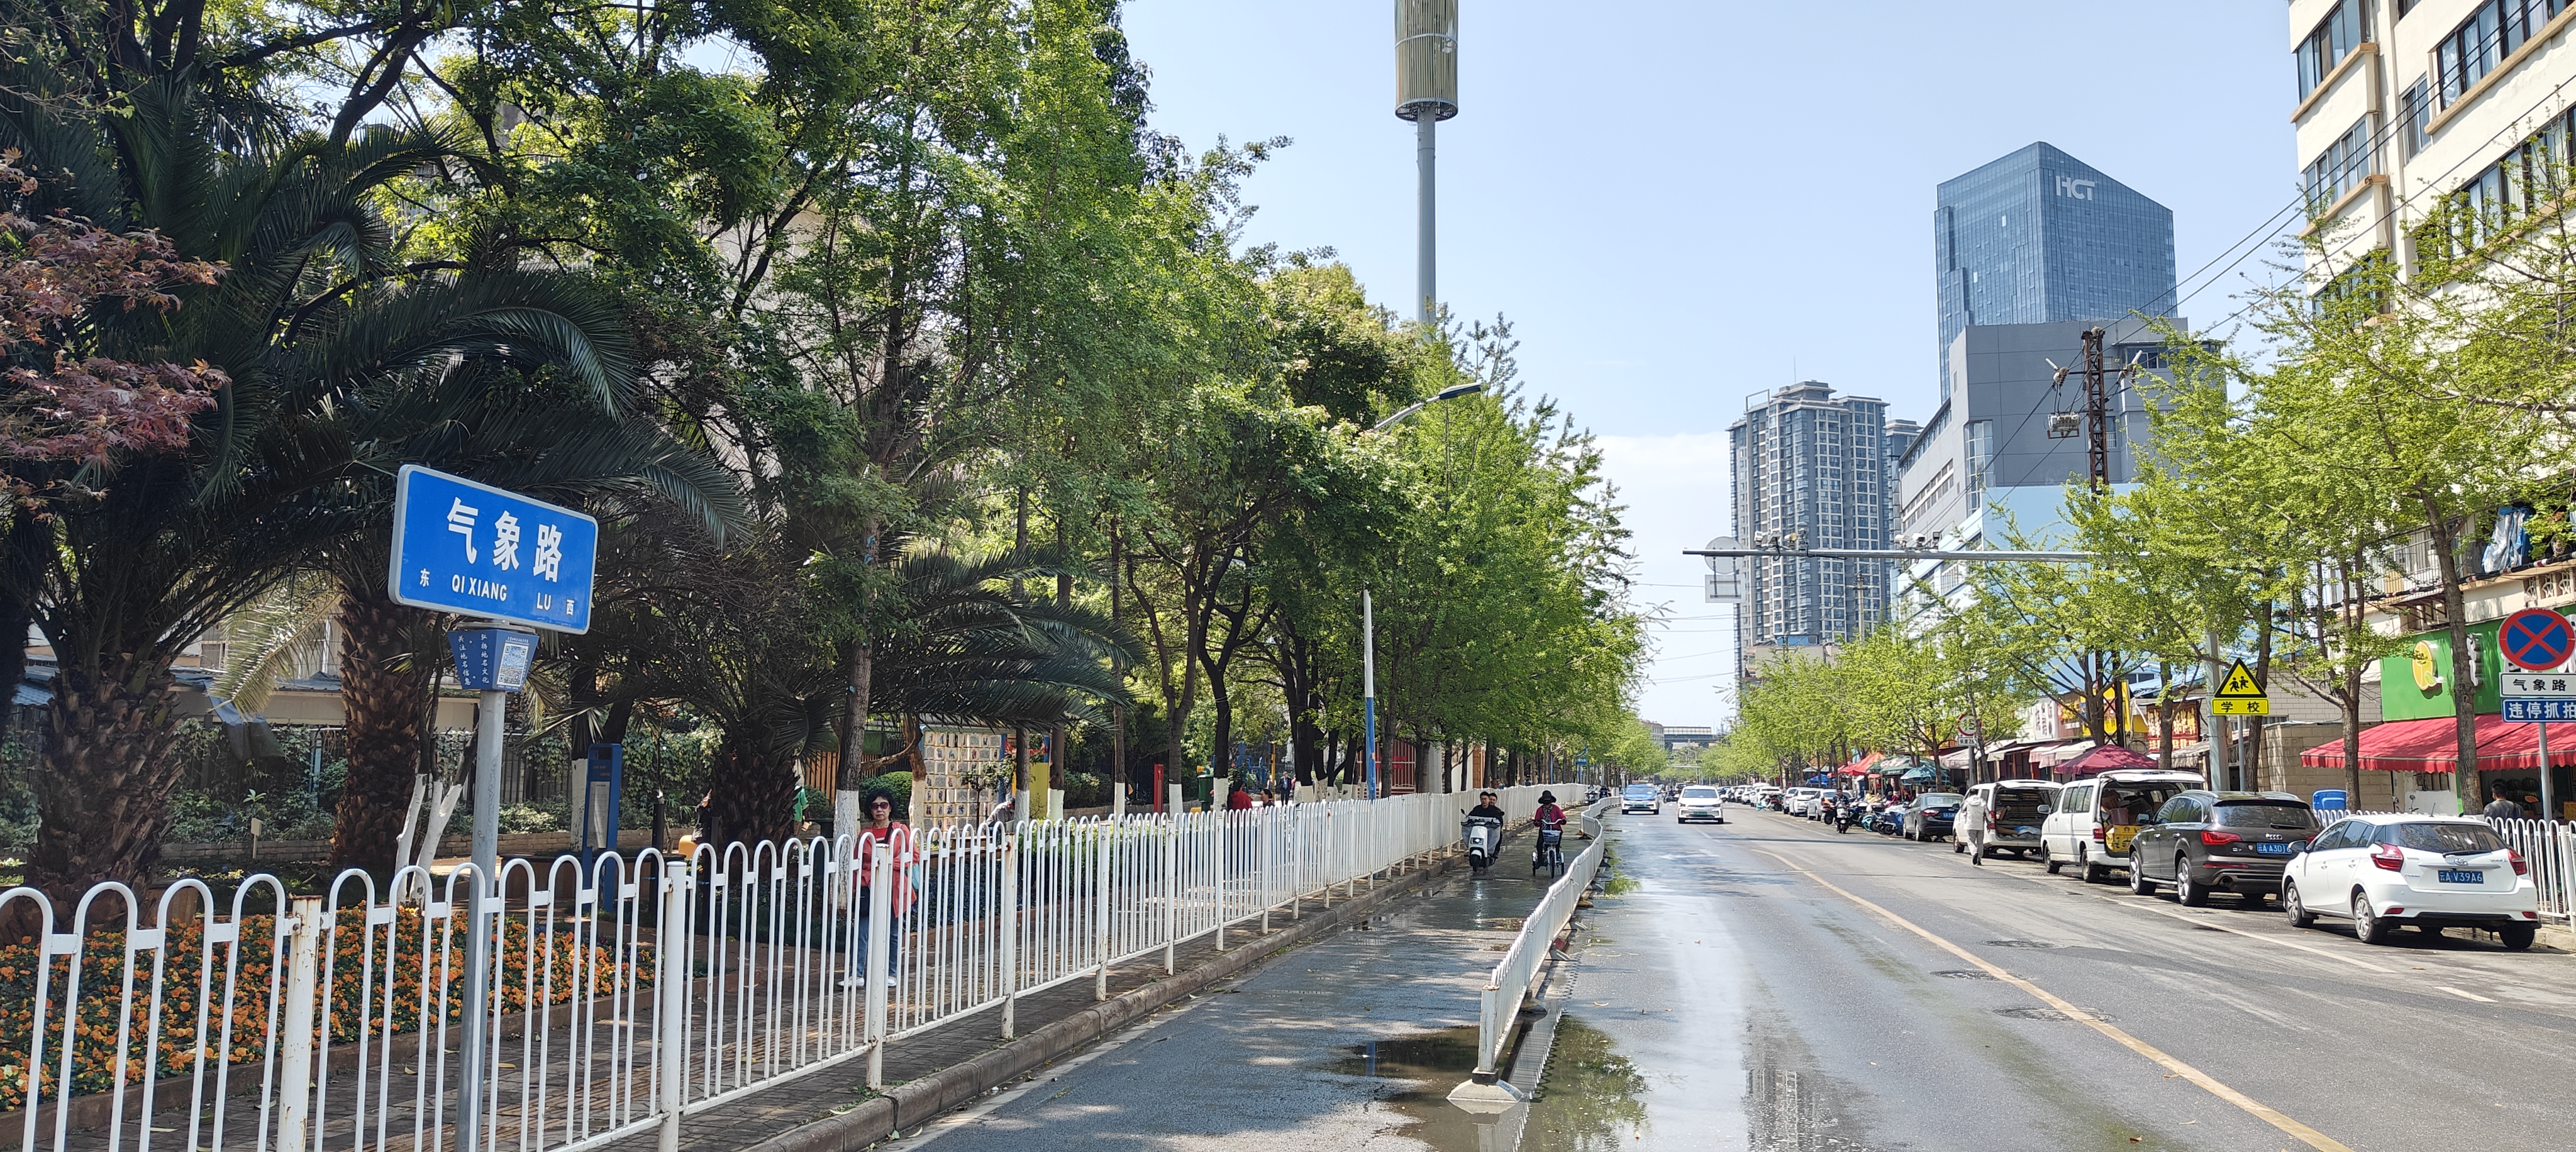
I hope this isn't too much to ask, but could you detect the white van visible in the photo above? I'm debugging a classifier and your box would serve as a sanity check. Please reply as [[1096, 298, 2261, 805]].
[[1962, 780, 2064, 860], [2039, 769, 2206, 883]]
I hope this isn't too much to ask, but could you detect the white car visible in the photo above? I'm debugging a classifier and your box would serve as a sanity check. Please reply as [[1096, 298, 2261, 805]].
[[1677, 785, 1726, 824], [1620, 784, 1661, 814], [1784, 787, 1820, 816], [2281, 814, 2540, 950]]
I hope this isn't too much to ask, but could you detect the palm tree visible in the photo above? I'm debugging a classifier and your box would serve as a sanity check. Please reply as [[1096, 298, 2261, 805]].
[[0, 72, 719, 903], [594, 540, 1135, 847]]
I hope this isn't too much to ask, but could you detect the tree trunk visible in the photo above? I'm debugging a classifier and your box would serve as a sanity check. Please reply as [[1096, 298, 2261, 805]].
[[2341, 559, 2365, 804], [833, 515, 883, 843], [26, 655, 184, 912], [709, 735, 798, 849], [2425, 505, 2480, 806], [2156, 660, 2174, 771], [328, 590, 432, 870]]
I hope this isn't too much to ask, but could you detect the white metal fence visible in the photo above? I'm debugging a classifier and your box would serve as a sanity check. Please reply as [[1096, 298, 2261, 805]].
[[1467, 798, 1611, 1082], [0, 785, 1555, 1152]]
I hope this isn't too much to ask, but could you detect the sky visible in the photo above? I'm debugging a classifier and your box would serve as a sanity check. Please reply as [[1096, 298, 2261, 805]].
[[1120, 0, 2295, 731]]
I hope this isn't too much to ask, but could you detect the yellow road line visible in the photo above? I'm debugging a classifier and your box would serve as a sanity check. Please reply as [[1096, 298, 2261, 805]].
[[1752, 847, 2357, 1152]]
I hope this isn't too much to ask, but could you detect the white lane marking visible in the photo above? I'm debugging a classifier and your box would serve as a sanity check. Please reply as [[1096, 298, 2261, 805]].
[[1750, 846, 2357, 1152], [2439, 985, 2498, 1003], [2106, 894, 2396, 974]]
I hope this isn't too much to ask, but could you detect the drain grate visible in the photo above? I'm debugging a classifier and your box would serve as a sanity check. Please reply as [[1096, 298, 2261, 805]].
[[1995, 1006, 2113, 1022], [1931, 970, 1997, 980], [1984, 939, 2062, 950]]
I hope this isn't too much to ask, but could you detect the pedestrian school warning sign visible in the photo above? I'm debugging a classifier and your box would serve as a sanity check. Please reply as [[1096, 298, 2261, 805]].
[[2212, 659, 2270, 716]]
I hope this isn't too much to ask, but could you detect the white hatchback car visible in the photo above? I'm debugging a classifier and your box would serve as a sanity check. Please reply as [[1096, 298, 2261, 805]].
[[2281, 814, 2541, 949]]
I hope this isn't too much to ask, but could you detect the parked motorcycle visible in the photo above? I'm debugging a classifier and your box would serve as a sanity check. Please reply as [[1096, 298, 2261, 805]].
[[1464, 815, 1503, 873]]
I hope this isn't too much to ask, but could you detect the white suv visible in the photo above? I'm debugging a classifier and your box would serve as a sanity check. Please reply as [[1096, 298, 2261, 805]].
[[1677, 785, 1725, 824], [2281, 814, 2540, 949]]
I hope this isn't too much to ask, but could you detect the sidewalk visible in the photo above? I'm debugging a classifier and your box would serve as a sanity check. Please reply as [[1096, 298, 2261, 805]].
[[858, 856, 1563, 1150], [603, 853, 1509, 1152]]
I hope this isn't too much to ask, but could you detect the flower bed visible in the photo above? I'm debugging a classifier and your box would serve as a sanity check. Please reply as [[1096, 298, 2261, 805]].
[[0, 906, 650, 1111]]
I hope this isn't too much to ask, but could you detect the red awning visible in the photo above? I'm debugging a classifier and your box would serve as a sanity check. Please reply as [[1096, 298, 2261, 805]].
[[1841, 751, 1884, 777], [2294, 714, 2553, 773], [2059, 745, 2157, 777]]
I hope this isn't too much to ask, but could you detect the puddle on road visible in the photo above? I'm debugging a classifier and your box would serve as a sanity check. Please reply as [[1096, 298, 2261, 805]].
[[1324, 1017, 1648, 1152]]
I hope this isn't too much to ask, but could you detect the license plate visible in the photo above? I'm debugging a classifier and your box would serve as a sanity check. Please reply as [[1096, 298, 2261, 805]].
[[2438, 868, 2485, 884], [2256, 841, 2292, 856]]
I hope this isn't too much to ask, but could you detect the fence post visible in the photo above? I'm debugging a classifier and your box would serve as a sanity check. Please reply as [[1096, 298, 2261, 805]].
[[999, 834, 1019, 1039], [1163, 811, 1180, 974], [657, 860, 691, 1152], [275, 897, 323, 1152], [863, 840, 891, 1089], [1215, 810, 1229, 953], [1095, 820, 1114, 1001]]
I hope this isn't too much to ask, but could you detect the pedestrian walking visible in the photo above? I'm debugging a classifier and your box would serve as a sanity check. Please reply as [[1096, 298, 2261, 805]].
[[853, 787, 915, 988], [2484, 785, 2528, 822], [1957, 789, 1989, 865]]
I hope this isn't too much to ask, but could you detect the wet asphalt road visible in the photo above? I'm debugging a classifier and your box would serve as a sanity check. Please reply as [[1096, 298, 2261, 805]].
[[1573, 803, 2576, 1152], [877, 806, 2576, 1151]]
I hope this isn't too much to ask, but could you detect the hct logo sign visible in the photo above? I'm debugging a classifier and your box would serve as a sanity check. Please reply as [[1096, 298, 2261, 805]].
[[2055, 174, 2097, 201]]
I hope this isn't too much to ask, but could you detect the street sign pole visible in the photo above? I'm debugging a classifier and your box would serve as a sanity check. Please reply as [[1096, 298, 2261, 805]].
[[392, 465, 595, 1152], [2499, 608, 2575, 822]]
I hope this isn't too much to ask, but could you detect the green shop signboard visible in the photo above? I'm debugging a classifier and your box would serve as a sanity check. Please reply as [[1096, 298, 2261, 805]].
[[2379, 619, 2507, 721]]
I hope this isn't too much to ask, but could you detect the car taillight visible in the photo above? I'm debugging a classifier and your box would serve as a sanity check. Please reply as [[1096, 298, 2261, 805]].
[[2371, 843, 2405, 872], [2511, 848, 2530, 876], [2199, 830, 2241, 846], [2092, 826, 2106, 841]]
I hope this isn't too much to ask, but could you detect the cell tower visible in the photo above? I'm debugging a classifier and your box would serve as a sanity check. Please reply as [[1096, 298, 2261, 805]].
[[1394, 1, 1457, 323]]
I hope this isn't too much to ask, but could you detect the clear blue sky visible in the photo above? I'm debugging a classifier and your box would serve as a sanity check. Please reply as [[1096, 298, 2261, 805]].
[[1122, 0, 2293, 731]]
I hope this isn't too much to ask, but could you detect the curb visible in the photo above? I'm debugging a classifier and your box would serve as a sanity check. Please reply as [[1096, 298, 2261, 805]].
[[730, 856, 1458, 1152]]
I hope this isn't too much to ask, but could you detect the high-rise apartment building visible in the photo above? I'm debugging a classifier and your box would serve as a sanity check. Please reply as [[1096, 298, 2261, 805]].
[[1934, 143, 2177, 396], [1727, 383, 1894, 671]]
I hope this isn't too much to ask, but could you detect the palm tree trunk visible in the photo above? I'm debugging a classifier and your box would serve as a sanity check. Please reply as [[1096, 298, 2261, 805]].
[[328, 590, 431, 870], [711, 735, 797, 848], [26, 656, 184, 911]]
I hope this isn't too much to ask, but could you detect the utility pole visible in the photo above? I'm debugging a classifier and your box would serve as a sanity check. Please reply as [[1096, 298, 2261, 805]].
[[1395, 1, 1457, 323]]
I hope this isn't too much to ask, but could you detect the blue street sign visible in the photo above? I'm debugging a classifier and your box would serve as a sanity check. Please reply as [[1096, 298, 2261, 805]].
[[389, 465, 599, 632], [2504, 699, 2576, 721]]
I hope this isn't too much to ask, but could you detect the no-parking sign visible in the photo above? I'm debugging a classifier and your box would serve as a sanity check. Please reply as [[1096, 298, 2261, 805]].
[[2501, 607, 2574, 672]]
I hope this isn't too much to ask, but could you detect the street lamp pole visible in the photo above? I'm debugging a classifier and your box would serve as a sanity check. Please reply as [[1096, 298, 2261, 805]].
[[1363, 589, 1379, 800], [1358, 382, 1484, 800]]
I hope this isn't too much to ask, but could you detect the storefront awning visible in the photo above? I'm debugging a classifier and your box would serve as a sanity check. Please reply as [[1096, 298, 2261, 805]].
[[1843, 751, 1884, 777], [2298, 714, 2576, 773], [1899, 763, 1936, 783], [2060, 745, 2157, 777], [2032, 741, 2096, 768]]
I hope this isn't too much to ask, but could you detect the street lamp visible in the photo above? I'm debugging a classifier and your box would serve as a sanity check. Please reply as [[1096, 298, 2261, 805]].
[[1360, 381, 1485, 800]]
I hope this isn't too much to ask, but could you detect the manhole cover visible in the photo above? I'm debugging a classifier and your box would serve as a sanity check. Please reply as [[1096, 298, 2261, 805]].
[[1985, 939, 2062, 950], [1931, 970, 1997, 980], [1995, 1006, 2112, 1022]]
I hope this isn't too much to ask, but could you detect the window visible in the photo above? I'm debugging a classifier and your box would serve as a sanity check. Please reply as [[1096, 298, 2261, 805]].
[[2214, 802, 2321, 830], [2401, 79, 2429, 158], [2154, 797, 2200, 824], [1963, 420, 1994, 498], [2437, 1, 2571, 109], [2303, 114, 2378, 212], [2384, 821, 2508, 852], [2297, 0, 2372, 102], [2418, 102, 2576, 259]]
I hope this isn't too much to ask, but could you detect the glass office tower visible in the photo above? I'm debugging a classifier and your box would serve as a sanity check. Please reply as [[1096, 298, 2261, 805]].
[[1933, 143, 2175, 397]]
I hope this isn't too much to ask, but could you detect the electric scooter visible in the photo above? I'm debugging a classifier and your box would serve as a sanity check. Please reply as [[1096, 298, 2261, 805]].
[[1463, 814, 1503, 873]]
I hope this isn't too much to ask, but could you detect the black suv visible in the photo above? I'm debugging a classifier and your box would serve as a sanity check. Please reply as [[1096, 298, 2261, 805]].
[[2126, 790, 2320, 907]]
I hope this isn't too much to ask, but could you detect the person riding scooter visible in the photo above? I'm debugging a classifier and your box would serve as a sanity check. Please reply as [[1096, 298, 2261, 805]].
[[1835, 794, 1858, 833], [1463, 791, 1507, 873]]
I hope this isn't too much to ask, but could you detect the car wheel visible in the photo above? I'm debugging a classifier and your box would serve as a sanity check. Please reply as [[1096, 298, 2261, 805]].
[[2128, 859, 2155, 895], [2355, 894, 2394, 945], [2284, 881, 2316, 929], [2176, 860, 2209, 907], [2080, 847, 2109, 885], [2045, 853, 2063, 876], [2501, 922, 2538, 951]]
